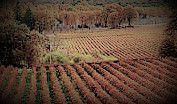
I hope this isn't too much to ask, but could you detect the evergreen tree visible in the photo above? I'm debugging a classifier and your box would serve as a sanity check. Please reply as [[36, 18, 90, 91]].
[[15, 1, 22, 23], [24, 8, 35, 30]]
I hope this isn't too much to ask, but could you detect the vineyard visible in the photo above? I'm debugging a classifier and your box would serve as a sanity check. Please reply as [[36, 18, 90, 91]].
[[1, 25, 177, 104], [0, 57, 177, 104], [49, 25, 165, 62], [1, 0, 177, 103]]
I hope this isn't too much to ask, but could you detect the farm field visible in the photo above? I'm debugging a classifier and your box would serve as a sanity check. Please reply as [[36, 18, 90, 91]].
[[0, 57, 177, 104], [1, 0, 177, 104], [49, 24, 166, 62], [1, 24, 177, 104]]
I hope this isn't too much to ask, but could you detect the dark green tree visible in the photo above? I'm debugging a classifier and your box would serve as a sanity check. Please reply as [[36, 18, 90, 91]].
[[24, 8, 35, 31], [15, 1, 22, 23]]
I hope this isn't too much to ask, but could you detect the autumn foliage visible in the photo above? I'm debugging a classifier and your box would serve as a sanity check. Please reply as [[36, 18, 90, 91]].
[[3, 2, 139, 33]]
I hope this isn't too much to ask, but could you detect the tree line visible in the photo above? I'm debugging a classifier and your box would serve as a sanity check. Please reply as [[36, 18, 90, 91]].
[[14, 2, 138, 34]]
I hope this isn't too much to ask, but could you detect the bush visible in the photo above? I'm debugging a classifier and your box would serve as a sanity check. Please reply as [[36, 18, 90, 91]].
[[73, 57, 81, 63]]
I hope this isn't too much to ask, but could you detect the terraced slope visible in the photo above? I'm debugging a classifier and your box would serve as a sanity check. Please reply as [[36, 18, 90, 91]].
[[0, 57, 177, 104]]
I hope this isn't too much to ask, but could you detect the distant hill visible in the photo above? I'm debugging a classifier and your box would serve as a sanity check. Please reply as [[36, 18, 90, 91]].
[[22, 0, 165, 7]]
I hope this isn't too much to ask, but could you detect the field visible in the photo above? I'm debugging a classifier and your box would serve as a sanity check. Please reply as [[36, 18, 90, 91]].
[[0, 25, 177, 104], [49, 24, 166, 62], [1, 0, 177, 103], [0, 57, 177, 104], [1, 24, 177, 104]]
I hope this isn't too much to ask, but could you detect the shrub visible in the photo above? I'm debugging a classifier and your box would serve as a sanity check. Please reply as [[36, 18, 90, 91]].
[[73, 57, 81, 63]]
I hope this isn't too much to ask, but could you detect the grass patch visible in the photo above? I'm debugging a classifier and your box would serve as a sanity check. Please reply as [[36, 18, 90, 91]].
[[42, 51, 71, 64], [42, 51, 117, 64]]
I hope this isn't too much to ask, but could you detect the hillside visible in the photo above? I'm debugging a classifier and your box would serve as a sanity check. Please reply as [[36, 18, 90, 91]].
[[22, 0, 165, 7]]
